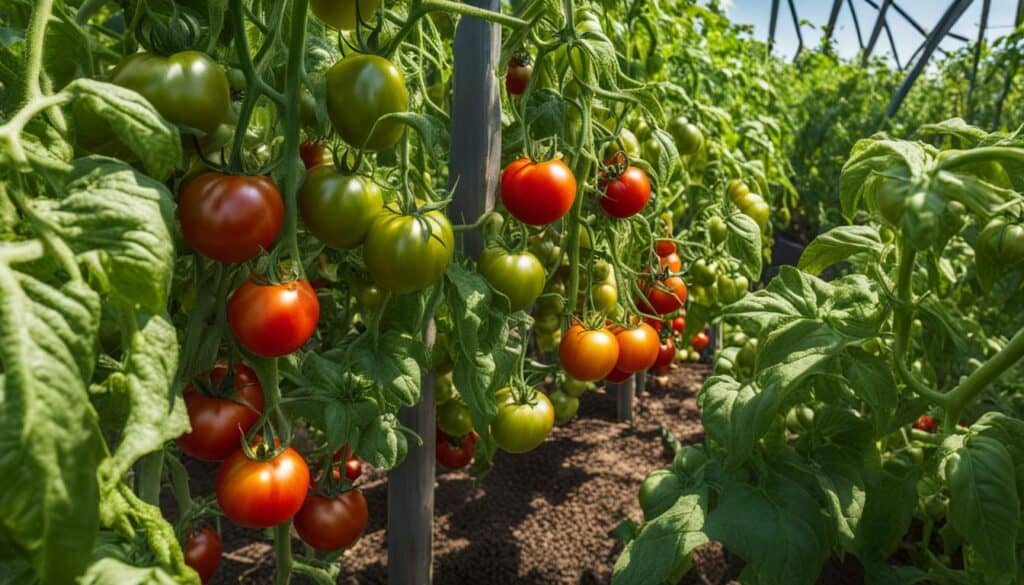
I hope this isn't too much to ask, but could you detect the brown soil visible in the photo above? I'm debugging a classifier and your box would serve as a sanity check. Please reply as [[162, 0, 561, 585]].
[[183, 364, 749, 584]]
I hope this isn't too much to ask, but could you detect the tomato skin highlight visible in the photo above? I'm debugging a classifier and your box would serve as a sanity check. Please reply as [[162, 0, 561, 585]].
[[600, 166, 651, 218], [559, 324, 620, 382], [436, 428, 477, 469], [913, 415, 936, 433], [477, 246, 546, 311], [184, 526, 222, 584], [294, 489, 369, 551], [299, 166, 384, 249], [216, 447, 311, 529], [326, 54, 408, 151], [227, 278, 320, 357], [363, 209, 454, 294], [614, 323, 660, 373], [179, 172, 284, 263], [491, 388, 555, 453], [111, 51, 230, 134], [501, 158, 577, 226], [178, 364, 266, 461]]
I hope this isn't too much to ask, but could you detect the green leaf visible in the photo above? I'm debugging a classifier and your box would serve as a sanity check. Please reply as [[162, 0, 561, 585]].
[[797, 225, 882, 276], [98, 313, 187, 483], [705, 472, 829, 585], [525, 88, 566, 139], [0, 268, 104, 585], [445, 264, 510, 356], [322, 398, 378, 454], [842, 350, 898, 434], [612, 490, 709, 585], [65, 79, 182, 180], [945, 435, 1020, 576], [79, 558, 182, 585], [854, 460, 920, 560], [811, 444, 867, 549], [33, 158, 176, 313], [98, 483, 194, 583], [350, 330, 426, 408], [725, 212, 762, 281], [839, 137, 931, 220], [356, 414, 409, 469]]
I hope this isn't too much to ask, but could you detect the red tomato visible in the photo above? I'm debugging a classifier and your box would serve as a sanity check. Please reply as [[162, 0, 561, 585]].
[[642, 277, 688, 314], [501, 158, 577, 225], [227, 278, 320, 357], [642, 316, 663, 332], [559, 323, 620, 382], [913, 415, 936, 433], [505, 58, 533, 96], [332, 445, 364, 481], [691, 331, 710, 352], [293, 489, 368, 551], [604, 367, 632, 383], [216, 446, 311, 529], [654, 240, 677, 257], [671, 316, 686, 333], [184, 525, 222, 584], [652, 336, 676, 369], [599, 166, 651, 218], [179, 172, 284, 263], [300, 141, 330, 169], [613, 323, 660, 373], [177, 363, 265, 461], [436, 428, 477, 469]]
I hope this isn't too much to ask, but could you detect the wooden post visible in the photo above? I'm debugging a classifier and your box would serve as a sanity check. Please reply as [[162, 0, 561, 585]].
[[635, 370, 646, 396], [615, 377, 635, 422], [861, 0, 892, 66], [886, 0, 975, 118], [386, 2, 501, 584]]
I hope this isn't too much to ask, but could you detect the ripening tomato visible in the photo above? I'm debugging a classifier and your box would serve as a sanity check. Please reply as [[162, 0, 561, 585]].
[[642, 316, 663, 332], [326, 54, 408, 151], [294, 489, 368, 551], [299, 166, 384, 249], [613, 323, 660, 373], [652, 336, 676, 369], [600, 166, 651, 218], [491, 387, 555, 453], [310, 0, 379, 30], [184, 526, 222, 584], [227, 278, 320, 357], [501, 158, 577, 225], [671, 316, 685, 333], [708, 216, 728, 245], [642, 277, 688, 314], [363, 208, 454, 294], [559, 323, 620, 382], [505, 57, 533, 95], [216, 446, 311, 528], [332, 445, 363, 481], [436, 428, 477, 469], [654, 240, 677, 257], [604, 367, 632, 383], [691, 331, 710, 352], [178, 364, 265, 461], [913, 415, 936, 433], [111, 51, 230, 134], [179, 172, 284, 263], [477, 245, 546, 311], [300, 141, 330, 169]]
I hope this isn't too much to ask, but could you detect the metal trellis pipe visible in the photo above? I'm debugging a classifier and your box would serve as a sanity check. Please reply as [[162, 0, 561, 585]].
[[861, 0, 893, 66]]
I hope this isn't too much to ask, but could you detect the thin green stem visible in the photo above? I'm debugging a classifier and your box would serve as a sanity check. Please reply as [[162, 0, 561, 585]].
[[891, 244, 950, 406], [947, 325, 1024, 413], [75, 0, 108, 24], [387, 0, 529, 56], [936, 146, 1024, 171], [273, 520, 294, 585], [23, 0, 55, 101], [277, 0, 309, 267], [565, 99, 592, 315], [0, 94, 70, 166], [166, 454, 195, 520], [8, 187, 82, 281]]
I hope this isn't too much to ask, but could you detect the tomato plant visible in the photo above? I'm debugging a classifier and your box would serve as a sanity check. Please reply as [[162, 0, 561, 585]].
[[179, 172, 285, 263], [500, 158, 577, 226], [216, 446, 311, 529], [491, 387, 555, 454], [436, 428, 477, 469], [183, 526, 222, 584], [559, 324, 620, 382], [299, 166, 384, 250], [227, 277, 320, 357], [293, 489, 369, 551], [178, 363, 266, 461]]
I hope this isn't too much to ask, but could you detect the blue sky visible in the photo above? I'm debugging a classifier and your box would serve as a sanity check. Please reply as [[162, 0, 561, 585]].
[[725, 0, 1020, 65]]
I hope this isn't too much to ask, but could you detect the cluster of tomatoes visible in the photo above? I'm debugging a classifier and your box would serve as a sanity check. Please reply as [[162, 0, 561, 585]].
[[176, 363, 368, 583]]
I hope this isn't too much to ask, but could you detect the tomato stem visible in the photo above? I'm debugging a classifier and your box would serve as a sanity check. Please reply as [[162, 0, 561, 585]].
[[136, 449, 164, 506], [272, 520, 293, 585]]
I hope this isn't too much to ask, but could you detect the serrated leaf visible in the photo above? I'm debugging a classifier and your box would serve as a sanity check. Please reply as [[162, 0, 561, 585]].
[[350, 331, 426, 408], [725, 212, 762, 281], [612, 490, 708, 585], [79, 558, 182, 585], [797, 225, 882, 275], [33, 157, 175, 312], [356, 414, 409, 468]]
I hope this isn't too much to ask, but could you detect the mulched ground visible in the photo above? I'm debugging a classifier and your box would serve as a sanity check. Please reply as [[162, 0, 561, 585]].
[[182, 364, 750, 584]]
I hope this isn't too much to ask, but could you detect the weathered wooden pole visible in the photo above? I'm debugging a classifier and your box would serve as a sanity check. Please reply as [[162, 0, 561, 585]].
[[386, 1, 501, 583], [886, 0, 974, 118], [615, 377, 635, 422]]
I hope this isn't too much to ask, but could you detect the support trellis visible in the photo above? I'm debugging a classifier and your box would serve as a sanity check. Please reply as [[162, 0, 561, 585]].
[[385, 1, 501, 583]]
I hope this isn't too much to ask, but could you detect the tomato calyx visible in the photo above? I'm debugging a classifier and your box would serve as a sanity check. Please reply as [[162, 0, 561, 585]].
[[509, 49, 533, 69]]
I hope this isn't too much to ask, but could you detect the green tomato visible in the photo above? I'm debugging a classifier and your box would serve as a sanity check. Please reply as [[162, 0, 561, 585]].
[[590, 283, 618, 312], [299, 166, 384, 249], [227, 68, 247, 92], [550, 390, 580, 424], [690, 259, 718, 286], [667, 117, 703, 155], [477, 246, 546, 312], [435, 373, 454, 404], [727, 180, 750, 204], [874, 178, 909, 227], [536, 331, 559, 352], [560, 377, 588, 398], [310, 0, 380, 30], [363, 209, 454, 294], [736, 342, 756, 370], [739, 194, 770, 230], [326, 54, 408, 151], [638, 469, 685, 521], [708, 216, 728, 245], [110, 51, 230, 134], [357, 284, 383, 312], [979, 217, 1024, 265], [603, 128, 642, 161], [491, 388, 555, 453], [642, 137, 662, 163], [437, 400, 473, 436], [431, 338, 454, 375]]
